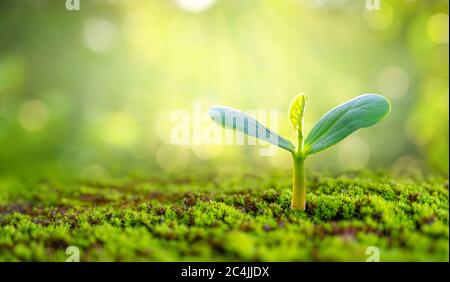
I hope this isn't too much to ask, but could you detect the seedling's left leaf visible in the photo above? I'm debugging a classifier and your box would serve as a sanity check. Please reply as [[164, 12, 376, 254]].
[[209, 106, 295, 153], [304, 94, 390, 156]]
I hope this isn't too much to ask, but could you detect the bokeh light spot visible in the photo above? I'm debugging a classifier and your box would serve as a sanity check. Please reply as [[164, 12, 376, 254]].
[[174, 0, 216, 13], [18, 99, 49, 131], [82, 18, 117, 53], [377, 66, 410, 99], [427, 13, 449, 45]]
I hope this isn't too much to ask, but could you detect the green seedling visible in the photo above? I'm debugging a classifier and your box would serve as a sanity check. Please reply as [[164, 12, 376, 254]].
[[208, 94, 391, 211]]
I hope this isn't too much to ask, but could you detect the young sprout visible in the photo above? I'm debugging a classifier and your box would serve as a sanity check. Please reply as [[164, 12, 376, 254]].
[[208, 94, 391, 211]]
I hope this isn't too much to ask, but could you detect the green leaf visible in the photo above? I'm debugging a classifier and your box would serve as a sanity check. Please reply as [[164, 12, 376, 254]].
[[288, 93, 306, 132], [303, 94, 391, 156], [208, 106, 295, 153]]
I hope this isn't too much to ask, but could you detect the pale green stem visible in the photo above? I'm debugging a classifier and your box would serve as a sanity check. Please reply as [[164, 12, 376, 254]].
[[291, 155, 306, 210], [291, 113, 306, 210]]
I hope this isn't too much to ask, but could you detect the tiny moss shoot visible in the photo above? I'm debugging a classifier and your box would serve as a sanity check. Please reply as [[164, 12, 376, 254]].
[[209, 94, 391, 211]]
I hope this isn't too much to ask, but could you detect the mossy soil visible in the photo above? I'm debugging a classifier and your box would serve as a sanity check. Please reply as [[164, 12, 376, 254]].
[[0, 170, 448, 261]]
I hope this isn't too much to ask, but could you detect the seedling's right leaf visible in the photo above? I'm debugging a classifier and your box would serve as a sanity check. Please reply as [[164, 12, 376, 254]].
[[303, 94, 390, 156], [209, 106, 295, 153]]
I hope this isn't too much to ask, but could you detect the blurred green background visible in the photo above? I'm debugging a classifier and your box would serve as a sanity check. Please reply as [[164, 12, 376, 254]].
[[0, 0, 448, 179]]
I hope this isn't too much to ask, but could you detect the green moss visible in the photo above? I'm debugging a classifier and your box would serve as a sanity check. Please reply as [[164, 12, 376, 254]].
[[0, 171, 448, 261]]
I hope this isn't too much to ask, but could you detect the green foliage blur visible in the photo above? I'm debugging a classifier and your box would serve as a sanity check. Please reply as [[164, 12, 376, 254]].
[[0, 0, 448, 178]]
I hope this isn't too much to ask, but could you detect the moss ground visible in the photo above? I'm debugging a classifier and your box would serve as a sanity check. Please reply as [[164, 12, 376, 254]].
[[0, 169, 448, 261]]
